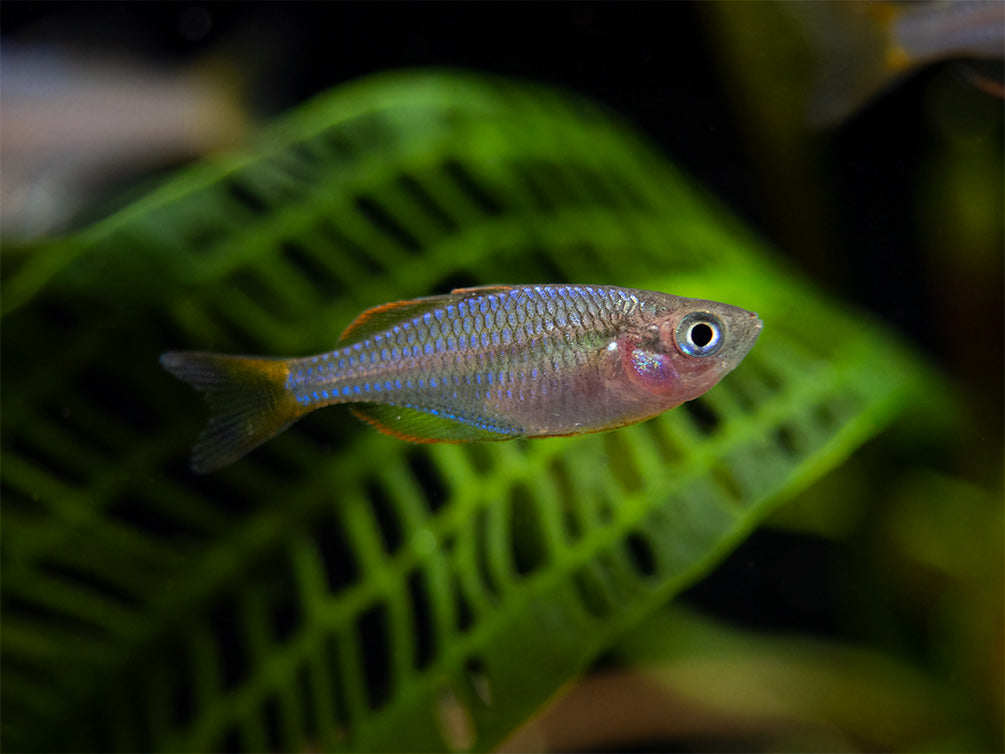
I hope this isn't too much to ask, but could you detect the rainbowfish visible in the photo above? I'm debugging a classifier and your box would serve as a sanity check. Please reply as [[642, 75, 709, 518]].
[[2, 44, 250, 240], [787, 0, 1005, 124], [161, 285, 762, 472]]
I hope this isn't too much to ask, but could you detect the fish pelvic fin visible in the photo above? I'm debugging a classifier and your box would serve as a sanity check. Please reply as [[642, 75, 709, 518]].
[[160, 351, 305, 473]]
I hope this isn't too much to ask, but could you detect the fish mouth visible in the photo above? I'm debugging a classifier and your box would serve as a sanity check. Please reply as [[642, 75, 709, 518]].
[[742, 310, 763, 333], [739, 312, 763, 347]]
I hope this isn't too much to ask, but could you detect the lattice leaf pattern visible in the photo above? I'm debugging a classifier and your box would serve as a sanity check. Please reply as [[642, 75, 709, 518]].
[[1, 71, 930, 752]]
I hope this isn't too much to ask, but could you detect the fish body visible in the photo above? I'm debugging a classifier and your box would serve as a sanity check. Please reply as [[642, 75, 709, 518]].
[[161, 285, 762, 472]]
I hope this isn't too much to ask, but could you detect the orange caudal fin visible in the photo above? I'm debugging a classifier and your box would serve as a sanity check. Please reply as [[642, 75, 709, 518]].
[[160, 351, 305, 473]]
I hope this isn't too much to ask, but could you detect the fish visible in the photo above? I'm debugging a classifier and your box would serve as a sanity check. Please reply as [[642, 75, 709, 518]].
[[1, 44, 250, 239], [161, 284, 763, 473], [785, 0, 1005, 125]]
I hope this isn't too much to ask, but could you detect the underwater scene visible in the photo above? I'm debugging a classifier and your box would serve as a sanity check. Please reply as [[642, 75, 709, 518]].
[[2, 3, 1002, 752]]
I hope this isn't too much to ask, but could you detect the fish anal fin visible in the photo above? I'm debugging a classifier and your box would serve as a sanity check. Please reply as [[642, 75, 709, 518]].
[[350, 404, 518, 443]]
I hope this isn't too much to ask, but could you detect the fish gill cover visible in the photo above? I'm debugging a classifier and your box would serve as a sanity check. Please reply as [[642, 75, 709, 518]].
[[1, 71, 947, 751]]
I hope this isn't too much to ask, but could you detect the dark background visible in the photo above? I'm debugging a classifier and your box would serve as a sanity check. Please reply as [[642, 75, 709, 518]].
[[3, 2, 1002, 749]]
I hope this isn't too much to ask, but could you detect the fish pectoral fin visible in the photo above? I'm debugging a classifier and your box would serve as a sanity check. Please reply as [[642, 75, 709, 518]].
[[350, 404, 520, 443]]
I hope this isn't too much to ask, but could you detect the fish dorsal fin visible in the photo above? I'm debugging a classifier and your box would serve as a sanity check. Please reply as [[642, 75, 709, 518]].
[[449, 285, 514, 296], [339, 295, 453, 344], [350, 404, 520, 442], [338, 286, 516, 344]]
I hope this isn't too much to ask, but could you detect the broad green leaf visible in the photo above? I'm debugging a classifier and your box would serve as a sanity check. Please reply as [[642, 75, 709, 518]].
[[1, 70, 936, 752]]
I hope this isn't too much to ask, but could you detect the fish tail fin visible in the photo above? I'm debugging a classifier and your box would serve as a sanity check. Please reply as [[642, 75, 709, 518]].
[[785, 2, 910, 125], [160, 351, 305, 473]]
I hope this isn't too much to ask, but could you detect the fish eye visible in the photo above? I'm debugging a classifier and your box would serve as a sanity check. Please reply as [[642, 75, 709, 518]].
[[675, 312, 723, 357]]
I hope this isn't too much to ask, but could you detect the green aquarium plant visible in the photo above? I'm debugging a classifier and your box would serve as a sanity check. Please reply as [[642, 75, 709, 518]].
[[2, 71, 948, 752]]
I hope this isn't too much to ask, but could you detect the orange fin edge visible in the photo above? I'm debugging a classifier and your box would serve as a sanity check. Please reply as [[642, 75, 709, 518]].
[[339, 297, 430, 342], [449, 284, 515, 295], [339, 286, 517, 343], [350, 406, 460, 444], [350, 403, 520, 443]]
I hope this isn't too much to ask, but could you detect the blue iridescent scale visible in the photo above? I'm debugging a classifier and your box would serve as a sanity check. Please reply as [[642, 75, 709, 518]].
[[285, 285, 640, 430]]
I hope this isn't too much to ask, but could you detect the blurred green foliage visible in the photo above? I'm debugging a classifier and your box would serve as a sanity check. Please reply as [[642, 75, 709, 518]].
[[1, 63, 999, 754]]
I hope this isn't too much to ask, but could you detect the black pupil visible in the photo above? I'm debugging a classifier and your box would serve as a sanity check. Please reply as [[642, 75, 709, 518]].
[[690, 323, 714, 348]]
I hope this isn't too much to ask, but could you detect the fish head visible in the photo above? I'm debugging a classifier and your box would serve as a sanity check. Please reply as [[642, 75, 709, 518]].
[[615, 297, 763, 406]]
